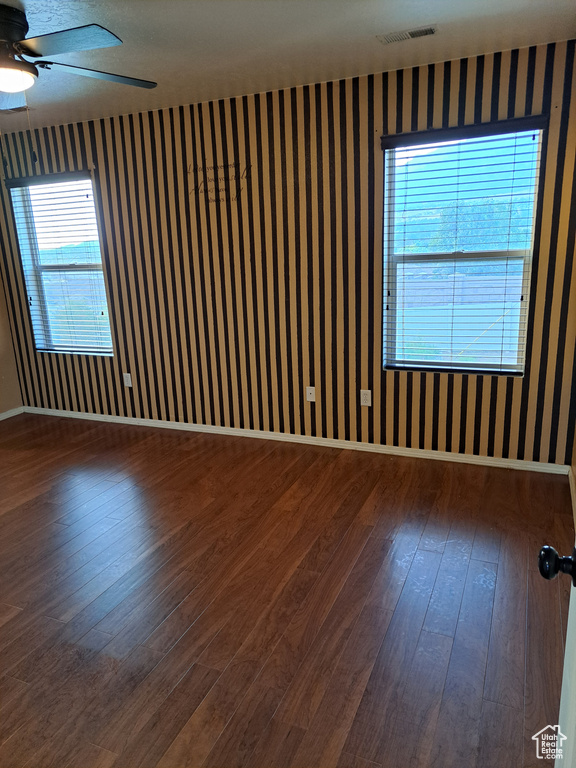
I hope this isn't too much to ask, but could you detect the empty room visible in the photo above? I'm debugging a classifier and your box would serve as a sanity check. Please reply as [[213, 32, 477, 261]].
[[1, 1, 576, 767]]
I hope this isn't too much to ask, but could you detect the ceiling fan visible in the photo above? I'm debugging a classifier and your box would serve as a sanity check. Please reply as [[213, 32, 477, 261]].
[[0, 3, 156, 111]]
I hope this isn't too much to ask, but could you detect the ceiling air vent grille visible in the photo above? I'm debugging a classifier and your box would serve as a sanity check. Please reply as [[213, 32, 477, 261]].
[[378, 26, 437, 45]]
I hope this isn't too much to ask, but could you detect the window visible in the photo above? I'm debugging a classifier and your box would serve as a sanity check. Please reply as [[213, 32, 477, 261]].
[[382, 119, 544, 375], [8, 172, 113, 354]]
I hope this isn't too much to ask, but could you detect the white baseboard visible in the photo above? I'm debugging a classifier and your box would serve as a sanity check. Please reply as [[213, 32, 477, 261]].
[[20, 405, 570, 476], [0, 405, 24, 421]]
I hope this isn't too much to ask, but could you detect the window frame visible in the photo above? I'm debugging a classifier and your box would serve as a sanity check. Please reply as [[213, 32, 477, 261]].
[[380, 115, 548, 377], [6, 170, 114, 356]]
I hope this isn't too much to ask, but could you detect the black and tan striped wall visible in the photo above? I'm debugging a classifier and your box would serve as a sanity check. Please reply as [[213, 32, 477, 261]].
[[0, 277, 21, 413], [0, 40, 575, 463]]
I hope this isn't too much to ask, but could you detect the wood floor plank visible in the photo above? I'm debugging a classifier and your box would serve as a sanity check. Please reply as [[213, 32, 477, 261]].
[[0, 675, 29, 708], [143, 541, 290, 662], [95, 567, 316, 756], [360, 522, 423, 614], [151, 658, 262, 768], [201, 681, 283, 768], [274, 535, 392, 730], [3, 517, 134, 608], [112, 663, 219, 768], [337, 754, 381, 768], [249, 523, 374, 696], [0, 629, 112, 765], [380, 630, 453, 768], [552, 510, 575, 648], [0, 415, 571, 768], [101, 568, 202, 660], [483, 530, 528, 710], [523, 570, 564, 768], [92, 554, 200, 637], [422, 518, 475, 637], [507, 470, 558, 536], [9, 613, 114, 685], [427, 559, 498, 768], [53, 479, 125, 526], [0, 520, 71, 578], [142, 453, 329, 654], [0, 609, 59, 655], [477, 700, 523, 768], [42, 527, 161, 623], [342, 549, 442, 763], [0, 603, 22, 628], [0, 502, 66, 559], [0, 615, 64, 677], [418, 463, 458, 553], [27, 644, 163, 768], [157, 525, 373, 768], [470, 525, 502, 563], [203, 535, 392, 768], [294, 468, 378, 575], [284, 603, 393, 768], [88, 651, 209, 755], [53, 518, 209, 645], [354, 456, 412, 533], [195, 529, 316, 671], [62, 743, 118, 768], [244, 719, 306, 768]]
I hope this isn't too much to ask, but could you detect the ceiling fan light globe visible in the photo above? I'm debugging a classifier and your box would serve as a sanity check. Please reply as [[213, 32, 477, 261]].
[[0, 67, 36, 92]]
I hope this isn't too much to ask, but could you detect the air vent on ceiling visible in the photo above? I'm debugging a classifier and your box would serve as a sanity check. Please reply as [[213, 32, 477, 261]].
[[378, 26, 437, 45]]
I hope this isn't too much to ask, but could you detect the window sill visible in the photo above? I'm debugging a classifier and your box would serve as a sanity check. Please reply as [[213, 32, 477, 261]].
[[383, 364, 524, 377], [36, 349, 114, 358]]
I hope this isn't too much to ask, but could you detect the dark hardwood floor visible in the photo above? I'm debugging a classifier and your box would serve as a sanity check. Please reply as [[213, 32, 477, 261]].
[[0, 413, 573, 768]]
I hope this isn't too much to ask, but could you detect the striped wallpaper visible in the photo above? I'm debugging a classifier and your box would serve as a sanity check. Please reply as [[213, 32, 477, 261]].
[[0, 277, 21, 412], [0, 41, 575, 464]]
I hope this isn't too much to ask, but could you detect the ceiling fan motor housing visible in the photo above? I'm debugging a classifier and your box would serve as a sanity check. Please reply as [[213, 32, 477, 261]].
[[0, 2, 156, 104], [0, 5, 29, 44]]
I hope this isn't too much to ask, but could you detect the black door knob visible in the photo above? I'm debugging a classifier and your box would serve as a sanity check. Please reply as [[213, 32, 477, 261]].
[[538, 545, 576, 586]]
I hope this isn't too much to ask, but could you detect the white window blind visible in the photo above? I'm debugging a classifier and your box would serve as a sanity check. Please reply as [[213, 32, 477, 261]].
[[383, 124, 543, 374], [8, 174, 113, 354]]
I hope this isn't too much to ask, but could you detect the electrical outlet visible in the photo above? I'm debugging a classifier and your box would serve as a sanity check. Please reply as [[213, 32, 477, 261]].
[[306, 386, 316, 402], [123, 373, 132, 388], [360, 389, 371, 407]]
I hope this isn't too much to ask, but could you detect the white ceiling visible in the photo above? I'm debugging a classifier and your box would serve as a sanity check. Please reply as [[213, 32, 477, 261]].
[[1, 0, 575, 131]]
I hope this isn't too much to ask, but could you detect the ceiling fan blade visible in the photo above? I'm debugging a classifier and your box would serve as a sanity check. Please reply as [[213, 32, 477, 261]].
[[0, 91, 27, 111], [39, 61, 157, 89], [18, 25, 122, 58]]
